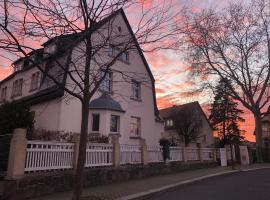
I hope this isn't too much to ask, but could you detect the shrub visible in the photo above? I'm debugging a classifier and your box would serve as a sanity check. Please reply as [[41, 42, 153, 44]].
[[159, 138, 170, 162], [0, 101, 35, 171]]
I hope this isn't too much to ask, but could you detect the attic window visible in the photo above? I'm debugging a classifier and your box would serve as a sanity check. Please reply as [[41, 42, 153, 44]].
[[118, 26, 122, 32]]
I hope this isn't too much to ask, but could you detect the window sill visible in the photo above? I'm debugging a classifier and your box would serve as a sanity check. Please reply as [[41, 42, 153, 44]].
[[129, 136, 141, 139], [130, 97, 142, 102], [109, 132, 120, 136], [29, 88, 38, 93]]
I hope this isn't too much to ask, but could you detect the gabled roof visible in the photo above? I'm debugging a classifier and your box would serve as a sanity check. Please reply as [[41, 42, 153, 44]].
[[0, 9, 160, 119], [159, 101, 212, 130]]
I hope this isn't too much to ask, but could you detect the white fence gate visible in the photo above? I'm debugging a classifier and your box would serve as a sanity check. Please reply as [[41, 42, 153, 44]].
[[120, 144, 142, 164], [85, 143, 113, 167]]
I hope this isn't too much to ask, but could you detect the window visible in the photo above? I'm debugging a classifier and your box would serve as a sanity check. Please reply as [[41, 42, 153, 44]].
[[166, 119, 173, 127], [131, 80, 141, 100], [108, 46, 113, 56], [120, 51, 129, 63], [11, 78, 23, 97], [202, 135, 207, 143], [0, 86, 7, 101], [92, 114, 100, 132], [110, 115, 120, 133], [30, 72, 41, 91], [100, 71, 112, 92], [130, 117, 141, 137], [108, 46, 129, 63]]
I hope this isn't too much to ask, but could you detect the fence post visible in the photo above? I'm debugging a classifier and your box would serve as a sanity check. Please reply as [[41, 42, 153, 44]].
[[111, 135, 120, 167], [72, 134, 80, 170], [6, 128, 27, 179], [140, 139, 148, 165], [212, 148, 217, 162], [197, 144, 203, 163], [182, 145, 187, 162]]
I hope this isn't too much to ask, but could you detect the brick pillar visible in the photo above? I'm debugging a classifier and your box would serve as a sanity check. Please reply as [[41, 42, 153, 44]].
[[182, 145, 187, 162], [111, 135, 120, 167], [6, 128, 27, 179], [140, 139, 148, 165], [72, 134, 80, 170]]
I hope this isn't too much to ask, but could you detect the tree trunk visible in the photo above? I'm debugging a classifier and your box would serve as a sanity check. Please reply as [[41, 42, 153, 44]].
[[253, 112, 264, 163], [72, 99, 90, 200]]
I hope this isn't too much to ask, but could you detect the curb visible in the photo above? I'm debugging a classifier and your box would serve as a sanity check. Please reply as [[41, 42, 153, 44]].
[[117, 166, 270, 200]]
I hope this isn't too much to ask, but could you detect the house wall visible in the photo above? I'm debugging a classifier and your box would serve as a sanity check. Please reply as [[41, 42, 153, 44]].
[[0, 11, 163, 146], [56, 13, 162, 146], [162, 117, 214, 147], [30, 98, 62, 131]]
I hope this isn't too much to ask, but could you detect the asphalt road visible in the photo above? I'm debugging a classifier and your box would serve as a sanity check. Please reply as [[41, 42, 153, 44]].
[[148, 168, 270, 200]]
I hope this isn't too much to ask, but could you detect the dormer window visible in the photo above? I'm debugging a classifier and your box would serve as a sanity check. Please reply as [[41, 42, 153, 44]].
[[44, 44, 57, 57], [14, 62, 23, 72]]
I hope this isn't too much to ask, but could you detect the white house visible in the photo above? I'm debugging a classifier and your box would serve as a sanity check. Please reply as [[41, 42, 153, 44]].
[[159, 102, 214, 147], [0, 9, 164, 146]]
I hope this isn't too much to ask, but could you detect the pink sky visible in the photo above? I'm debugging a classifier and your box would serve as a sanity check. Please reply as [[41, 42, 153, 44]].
[[0, 0, 255, 142]]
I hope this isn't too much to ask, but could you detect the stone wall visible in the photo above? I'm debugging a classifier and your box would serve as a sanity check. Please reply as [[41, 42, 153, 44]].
[[3, 161, 218, 200]]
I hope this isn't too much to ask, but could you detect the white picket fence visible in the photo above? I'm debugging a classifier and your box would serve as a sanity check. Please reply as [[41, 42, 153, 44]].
[[85, 143, 113, 167], [147, 145, 163, 163], [24, 140, 218, 173], [169, 147, 183, 161], [186, 147, 200, 161], [25, 141, 74, 172], [201, 148, 214, 161], [120, 144, 142, 165]]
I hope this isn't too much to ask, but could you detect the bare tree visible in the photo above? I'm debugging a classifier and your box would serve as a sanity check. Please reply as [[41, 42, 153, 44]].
[[171, 106, 202, 146], [182, 0, 270, 162], [0, 0, 183, 199]]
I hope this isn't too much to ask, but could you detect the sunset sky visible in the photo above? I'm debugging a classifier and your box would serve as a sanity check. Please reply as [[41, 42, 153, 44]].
[[0, 0, 256, 141]]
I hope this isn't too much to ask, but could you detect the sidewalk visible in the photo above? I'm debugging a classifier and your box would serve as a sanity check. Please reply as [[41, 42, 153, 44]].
[[32, 163, 270, 200]]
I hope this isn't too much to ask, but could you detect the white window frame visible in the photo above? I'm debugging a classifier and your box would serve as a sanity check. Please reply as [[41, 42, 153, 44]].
[[130, 117, 141, 137], [131, 80, 141, 100], [100, 70, 112, 93], [110, 115, 120, 133], [166, 119, 173, 127]]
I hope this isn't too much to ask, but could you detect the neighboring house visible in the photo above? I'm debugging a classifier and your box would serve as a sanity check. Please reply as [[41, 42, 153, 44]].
[[159, 102, 214, 147], [261, 107, 270, 147], [0, 9, 164, 146]]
